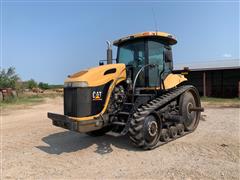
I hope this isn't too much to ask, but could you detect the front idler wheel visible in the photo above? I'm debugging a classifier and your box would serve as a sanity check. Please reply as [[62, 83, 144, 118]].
[[143, 115, 161, 147], [129, 114, 161, 149]]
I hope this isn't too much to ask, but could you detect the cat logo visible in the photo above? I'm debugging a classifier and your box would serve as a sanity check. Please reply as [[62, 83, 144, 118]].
[[92, 91, 102, 101]]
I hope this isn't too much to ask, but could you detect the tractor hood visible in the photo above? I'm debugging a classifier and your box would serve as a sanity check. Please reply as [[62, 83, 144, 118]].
[[64, 63, 126, 87]]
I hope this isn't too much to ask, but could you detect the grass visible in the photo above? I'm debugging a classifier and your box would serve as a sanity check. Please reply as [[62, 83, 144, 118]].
[[201, 97, 240, 107], [201, 97, 240, 102], [0, 93, 61, 108], [1, 93, 239, 109]]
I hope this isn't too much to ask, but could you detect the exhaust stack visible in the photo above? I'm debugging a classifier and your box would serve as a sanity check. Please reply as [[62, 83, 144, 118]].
[[106, 41, 112, 64]]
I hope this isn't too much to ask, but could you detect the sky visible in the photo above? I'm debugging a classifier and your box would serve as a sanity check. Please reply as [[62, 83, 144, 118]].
[[1, 0, 239, 84]]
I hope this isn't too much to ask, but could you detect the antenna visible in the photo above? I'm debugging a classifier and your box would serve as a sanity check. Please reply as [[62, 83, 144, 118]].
[[152, 8, 158, 33]]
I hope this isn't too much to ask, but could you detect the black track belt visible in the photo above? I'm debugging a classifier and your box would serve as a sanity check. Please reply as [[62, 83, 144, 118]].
[[129, 85, 196, 150]]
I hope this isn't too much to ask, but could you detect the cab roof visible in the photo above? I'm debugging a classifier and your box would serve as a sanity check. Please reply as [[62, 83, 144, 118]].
[[113, 31, 177, 46]]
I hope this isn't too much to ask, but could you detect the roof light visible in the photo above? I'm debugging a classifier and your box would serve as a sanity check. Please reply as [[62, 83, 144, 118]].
[[142, 32, 151, 36]]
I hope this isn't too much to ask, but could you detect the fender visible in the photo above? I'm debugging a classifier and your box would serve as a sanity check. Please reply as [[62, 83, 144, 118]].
[[164, 73, 187, 89]]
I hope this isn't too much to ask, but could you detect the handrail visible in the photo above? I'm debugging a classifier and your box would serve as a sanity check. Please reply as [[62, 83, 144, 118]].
[[132, 64, 159, 103]]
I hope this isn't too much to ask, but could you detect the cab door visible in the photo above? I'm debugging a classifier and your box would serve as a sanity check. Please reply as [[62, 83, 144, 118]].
[[148, 40, 164, 87]]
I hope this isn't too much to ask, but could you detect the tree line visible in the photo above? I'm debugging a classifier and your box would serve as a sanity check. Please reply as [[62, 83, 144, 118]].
[[0, 66, 62, 90]]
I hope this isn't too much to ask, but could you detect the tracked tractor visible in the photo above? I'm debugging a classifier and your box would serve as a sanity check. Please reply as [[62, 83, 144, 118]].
[[48, 31, 204, 149]]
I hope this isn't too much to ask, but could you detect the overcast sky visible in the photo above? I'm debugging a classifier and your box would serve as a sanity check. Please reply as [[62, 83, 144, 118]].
[[1, 1, 239, 84]]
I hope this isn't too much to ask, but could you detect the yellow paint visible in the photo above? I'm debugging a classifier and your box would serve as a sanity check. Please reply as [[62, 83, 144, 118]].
[[164, 73, 187, 89], [95, 95, 100, 99], [65, 63, 126, 87], [93, 95, 102, 101], [113, 31, 177, 46], [136, 73, 187, 90]]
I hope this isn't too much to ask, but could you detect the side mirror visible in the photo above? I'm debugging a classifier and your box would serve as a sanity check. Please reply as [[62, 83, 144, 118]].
[[99, 61, 104, 66], [164, 48, 173, 63]]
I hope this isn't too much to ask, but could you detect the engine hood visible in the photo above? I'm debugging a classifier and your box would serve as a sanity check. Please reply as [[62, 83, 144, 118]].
[[64, 63, 126, 87]]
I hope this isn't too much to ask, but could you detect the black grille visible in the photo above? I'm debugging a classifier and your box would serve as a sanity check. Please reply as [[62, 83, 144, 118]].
[[64, 87, 92, 117], [64, 82, 111, 118]]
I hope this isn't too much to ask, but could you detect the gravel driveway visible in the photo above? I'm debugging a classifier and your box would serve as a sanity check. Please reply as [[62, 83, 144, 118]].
[[1, 97, 239, 179]]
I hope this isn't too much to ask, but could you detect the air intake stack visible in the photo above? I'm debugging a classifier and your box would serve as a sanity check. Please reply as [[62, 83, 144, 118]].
[[106, 41, 112, 64]]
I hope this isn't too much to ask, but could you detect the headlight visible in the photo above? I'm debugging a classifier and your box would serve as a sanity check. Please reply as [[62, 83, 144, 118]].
[[72, 81, 88, 87], [64, 81, 88, 88], [64, 82, 71, 87]]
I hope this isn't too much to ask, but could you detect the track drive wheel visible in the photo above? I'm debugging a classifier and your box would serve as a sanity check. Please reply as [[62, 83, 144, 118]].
[[129, 115, 161, 149], [179, 89, 201, 131]]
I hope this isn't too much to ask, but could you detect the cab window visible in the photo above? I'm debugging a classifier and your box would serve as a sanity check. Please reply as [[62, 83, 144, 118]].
[[148, 40, 164, 87]]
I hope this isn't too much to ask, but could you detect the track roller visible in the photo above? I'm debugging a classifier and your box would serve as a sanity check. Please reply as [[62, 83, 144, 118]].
[[160, 129, 170, 142], [169, 126, 178, 138], [176, 123, 184, 135]]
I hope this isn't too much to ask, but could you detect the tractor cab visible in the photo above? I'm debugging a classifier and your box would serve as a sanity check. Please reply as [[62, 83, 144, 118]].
[[113, 32, 177, 88]]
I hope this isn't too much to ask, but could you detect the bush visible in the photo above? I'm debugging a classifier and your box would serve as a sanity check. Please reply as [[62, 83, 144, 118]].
[[0, 67, 20, 89], [27, 79, 38, 89], [38, 82, 49, 90]]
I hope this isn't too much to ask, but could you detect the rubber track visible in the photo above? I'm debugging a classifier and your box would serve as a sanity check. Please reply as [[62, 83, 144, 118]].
[[129, 85, 195, 150]]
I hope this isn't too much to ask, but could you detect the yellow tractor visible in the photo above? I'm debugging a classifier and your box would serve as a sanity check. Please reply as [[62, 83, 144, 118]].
[[48, 31, 204, 149]]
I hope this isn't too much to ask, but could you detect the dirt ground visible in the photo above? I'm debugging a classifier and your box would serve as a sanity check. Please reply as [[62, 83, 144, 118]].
[[1, 97, 240, 179]]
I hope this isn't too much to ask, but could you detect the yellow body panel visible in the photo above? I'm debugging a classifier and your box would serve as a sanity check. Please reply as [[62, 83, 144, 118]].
[[164, 73, 187, 89], [65, 63, 126, 87], [138, 73, 187, 90], [66, 64, 126, 121], [113, 31, 177, 46]]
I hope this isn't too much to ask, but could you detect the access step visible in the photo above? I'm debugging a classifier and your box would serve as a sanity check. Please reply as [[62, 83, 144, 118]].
[[123, 102, 134, 106], [118, 112, 130, 116], [112, 121, 126, 126], [107, 131, 122, 137]]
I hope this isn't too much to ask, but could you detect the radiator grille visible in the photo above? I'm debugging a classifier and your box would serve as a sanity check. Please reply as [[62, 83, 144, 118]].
[[64, 88, 92, 117]]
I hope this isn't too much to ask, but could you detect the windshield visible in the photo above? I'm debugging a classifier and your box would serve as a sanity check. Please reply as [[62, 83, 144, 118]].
[[117, 39, 165, 87], [117, 41, 145, 66], [117, 40, 164, 67]]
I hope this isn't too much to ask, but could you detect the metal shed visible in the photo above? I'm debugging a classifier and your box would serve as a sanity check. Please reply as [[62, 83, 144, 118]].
[[174, 59, 240, 98]]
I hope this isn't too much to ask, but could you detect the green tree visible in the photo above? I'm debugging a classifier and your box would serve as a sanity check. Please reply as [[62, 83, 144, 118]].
[[38, 82, 49, 90], [0, 67, 20, 89], [27, 79, 38, 89]]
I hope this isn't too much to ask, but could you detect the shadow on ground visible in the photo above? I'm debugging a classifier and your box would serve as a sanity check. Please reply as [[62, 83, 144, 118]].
[[36, 131, 141, 155], [37, 115, 208, 155]]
